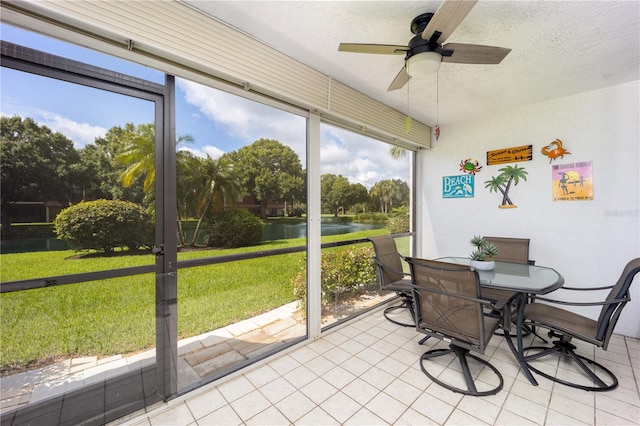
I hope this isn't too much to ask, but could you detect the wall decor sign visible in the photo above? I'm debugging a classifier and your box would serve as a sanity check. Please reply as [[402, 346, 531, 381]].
[[487, 145, 533, 165], [484, 164, 528, 209], [552, 161, 594, 201], [459, 158, 483, 175], [443, 174, 474, 198], [541, 138, 571, 163]]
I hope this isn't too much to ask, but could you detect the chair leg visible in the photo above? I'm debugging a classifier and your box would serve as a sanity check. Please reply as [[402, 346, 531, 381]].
[[419, 345, 503, 396], [524, 339, 618, 391], [418, 335, 431, 345], [383, 293, 415, 327]]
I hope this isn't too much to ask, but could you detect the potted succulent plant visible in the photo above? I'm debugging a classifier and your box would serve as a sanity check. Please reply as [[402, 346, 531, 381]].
[[469, 235, 500, 270]]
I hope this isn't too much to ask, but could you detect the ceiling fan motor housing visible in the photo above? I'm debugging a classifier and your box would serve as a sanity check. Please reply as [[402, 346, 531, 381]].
[[407, 13, 450, 60]]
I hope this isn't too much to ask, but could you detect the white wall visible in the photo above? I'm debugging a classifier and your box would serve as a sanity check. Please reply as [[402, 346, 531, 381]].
[[417, 80, 640, 338]]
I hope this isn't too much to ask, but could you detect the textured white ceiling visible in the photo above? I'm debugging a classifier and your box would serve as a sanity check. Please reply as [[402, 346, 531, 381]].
[[184, 1, 640, 128]]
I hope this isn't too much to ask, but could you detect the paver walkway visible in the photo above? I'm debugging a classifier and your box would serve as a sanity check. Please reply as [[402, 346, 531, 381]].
[[0, 302, 303, 413]]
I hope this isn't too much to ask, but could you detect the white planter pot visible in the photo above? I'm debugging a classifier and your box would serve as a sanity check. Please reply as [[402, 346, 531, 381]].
[[470, 260, 495, 271]]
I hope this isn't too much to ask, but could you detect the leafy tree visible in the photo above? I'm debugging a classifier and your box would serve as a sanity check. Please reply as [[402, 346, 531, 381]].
[[0, 116, 81, 227], [177, 152, 242, 246], [78, 123, 146, 203], [278, 172, 306, 216], [347, 183, 370, 214], [321, 174, 349, 216], [484, 164, 528, 208], [321, 174, 369, 216], [369, 179, 409, 214], [225, 138, 304, 219]]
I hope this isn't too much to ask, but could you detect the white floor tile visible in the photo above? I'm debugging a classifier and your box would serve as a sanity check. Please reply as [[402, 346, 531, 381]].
[[318, 391, 362, 423], [258, 376, 297, 404], [342, 407, 388, 425], [148, 403, 195, 426], [196, 404, 243, 426], [185, 388, 227, 420], [93, 308, 640, 426], [229, 389, 272, 421], [364, 391, 408, 424], [295, 405, 340, 425], [274, 390, 316, 423], [299, 377, 338, 405], [245, 406, 291, 425]]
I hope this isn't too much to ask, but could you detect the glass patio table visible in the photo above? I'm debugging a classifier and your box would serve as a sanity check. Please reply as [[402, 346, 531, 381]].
[[436, 257, 565, 385]]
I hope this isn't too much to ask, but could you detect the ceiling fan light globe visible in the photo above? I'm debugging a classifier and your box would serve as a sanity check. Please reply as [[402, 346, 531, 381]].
[[406, 51, 442, 77]]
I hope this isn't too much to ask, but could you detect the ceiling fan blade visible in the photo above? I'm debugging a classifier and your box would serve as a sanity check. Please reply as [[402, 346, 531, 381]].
[[421, 0, 478, 44], [387, 66, 411, 91], [338, 43, 409, 55], [442, 43, 511, 64]]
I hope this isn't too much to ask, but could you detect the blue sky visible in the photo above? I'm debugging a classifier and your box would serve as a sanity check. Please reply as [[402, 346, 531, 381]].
[[0, 23, 409, 189]]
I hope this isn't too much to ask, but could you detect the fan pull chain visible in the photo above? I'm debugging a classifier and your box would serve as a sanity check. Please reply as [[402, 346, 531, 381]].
[[405, 79, 411, 133], [435, 71, 440, 141]]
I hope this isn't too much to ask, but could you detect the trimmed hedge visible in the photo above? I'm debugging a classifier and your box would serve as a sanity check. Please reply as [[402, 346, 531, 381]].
[[206, 208, 264, 248], [54, 199, 153, 252]]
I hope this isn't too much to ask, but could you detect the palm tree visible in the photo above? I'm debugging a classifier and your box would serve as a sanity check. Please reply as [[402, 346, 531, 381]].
[[389, 146, 407, 159], [117, 123, 156, 195], [179, 154, 241, 246], [117, 124, 193, 200], [484, 164, 528, 208], [370, 180, 393, 213]]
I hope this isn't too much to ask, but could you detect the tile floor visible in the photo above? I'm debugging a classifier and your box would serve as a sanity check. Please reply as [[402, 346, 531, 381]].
[[113, 307, 640, 426]]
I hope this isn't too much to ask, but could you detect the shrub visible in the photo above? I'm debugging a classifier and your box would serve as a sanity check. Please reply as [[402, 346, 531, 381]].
[[292, 246, 377, 310], [353, 212, 388, 222], [54, 199, 153, 252], [288, 207, 305, 217], [387, 215, 410, 234], [206, 208, 264, 248]]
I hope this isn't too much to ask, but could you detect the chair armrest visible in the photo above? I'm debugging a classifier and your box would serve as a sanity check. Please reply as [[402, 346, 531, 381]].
[[558, 285, 614, 291], [492, 299, 507, 312], [411, 284, 506, 312], [529, 295, 629, 308], [373, 259, 408, 277]]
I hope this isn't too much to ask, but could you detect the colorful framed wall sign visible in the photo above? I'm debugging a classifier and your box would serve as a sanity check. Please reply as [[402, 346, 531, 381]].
[[486, 145, 533, 165], [443, 175, 474, 198], [552, 161, 594, 201]]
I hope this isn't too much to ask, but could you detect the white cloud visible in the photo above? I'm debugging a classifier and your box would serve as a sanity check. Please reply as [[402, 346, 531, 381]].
[[204, 145, 226, 159], [179, 145, 225, 160], [176, 79, 410, 189], [39, 111, 107, 147], [177, 79, 306, 161], [1, 107, 106, 148], [320, 125, 410, 189]]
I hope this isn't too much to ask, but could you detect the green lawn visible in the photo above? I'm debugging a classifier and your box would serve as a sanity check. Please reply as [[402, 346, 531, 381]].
[[0, 229, 390, 373]]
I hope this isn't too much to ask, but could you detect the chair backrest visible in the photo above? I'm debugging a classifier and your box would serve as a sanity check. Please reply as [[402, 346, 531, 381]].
[[368, 235, 406, 286], [406, 257, 495, 352], [483, 236, 531, 264], [596, 258, 640, 346]]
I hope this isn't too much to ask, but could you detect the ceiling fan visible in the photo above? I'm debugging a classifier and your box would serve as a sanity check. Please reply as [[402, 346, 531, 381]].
[[338, 0, 511, 91]]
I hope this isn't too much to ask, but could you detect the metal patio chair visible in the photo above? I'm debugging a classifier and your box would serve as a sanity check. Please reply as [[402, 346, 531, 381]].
[[368, 235, 415, 327], [407, 257, 506, 396], [523, 257, 640, 391], [480, 236, 532, 304]]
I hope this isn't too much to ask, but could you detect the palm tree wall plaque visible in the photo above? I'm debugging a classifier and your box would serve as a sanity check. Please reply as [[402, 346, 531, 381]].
[[484, 164, 528, 209]]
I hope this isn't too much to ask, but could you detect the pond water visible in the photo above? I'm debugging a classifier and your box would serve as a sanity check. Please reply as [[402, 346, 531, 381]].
[[0, 219, 386, 254], [262, 219, 385, 241]]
